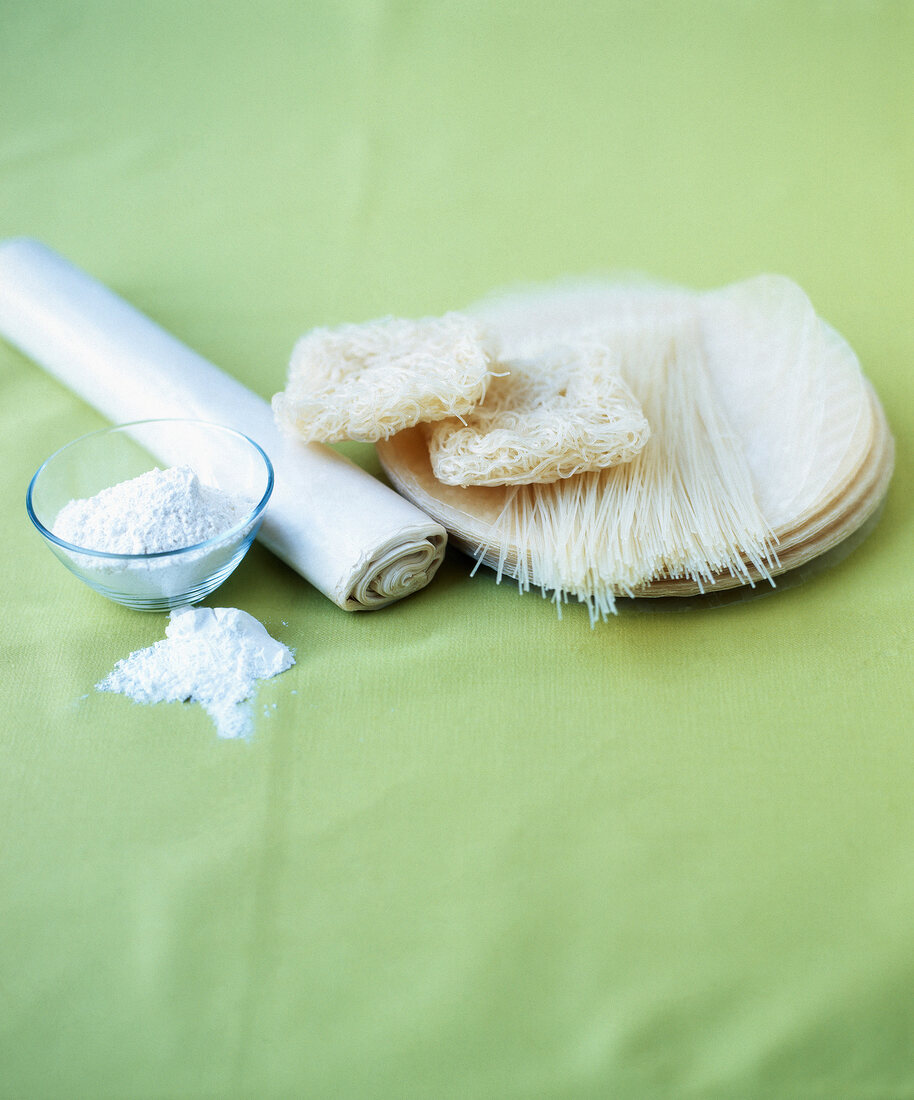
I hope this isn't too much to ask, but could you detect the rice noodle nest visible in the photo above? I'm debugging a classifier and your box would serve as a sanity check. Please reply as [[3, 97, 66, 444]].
[[272, 312, 492, 443], [427, 343, 651, 486]]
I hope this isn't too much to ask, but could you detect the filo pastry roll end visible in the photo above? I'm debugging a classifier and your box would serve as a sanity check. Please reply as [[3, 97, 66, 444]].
[[0, 238, 447, 610]]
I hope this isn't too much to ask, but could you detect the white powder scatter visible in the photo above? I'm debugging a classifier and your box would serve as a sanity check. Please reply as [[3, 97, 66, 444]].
[[97, 607, 295, 739], [53, 465, 248, 553]]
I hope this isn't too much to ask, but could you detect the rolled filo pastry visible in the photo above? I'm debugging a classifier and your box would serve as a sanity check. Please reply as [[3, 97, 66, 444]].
[[0, 238, 447, 610]]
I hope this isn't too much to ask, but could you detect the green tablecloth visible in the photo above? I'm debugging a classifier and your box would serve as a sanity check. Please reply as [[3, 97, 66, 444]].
[[2, 3, 912, 1096]]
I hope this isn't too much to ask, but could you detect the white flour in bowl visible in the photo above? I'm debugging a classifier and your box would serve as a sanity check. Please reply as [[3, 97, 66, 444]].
[[97, 606, 295, 739], [53, 465, 248, 553]]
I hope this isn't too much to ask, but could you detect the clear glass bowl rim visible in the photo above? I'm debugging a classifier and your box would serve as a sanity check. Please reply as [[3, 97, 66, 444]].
[[26, 418, 274, 560]]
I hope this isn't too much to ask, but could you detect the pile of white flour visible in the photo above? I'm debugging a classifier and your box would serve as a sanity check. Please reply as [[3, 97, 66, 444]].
[[53, 465, 248, 553], [98, 607, 294, 739]]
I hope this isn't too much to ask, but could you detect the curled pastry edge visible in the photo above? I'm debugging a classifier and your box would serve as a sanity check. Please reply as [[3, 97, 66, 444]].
[[344, 531, 448, 610]]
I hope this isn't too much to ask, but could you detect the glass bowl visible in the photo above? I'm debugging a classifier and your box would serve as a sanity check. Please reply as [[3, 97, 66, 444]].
[[26, 419, 274, 611]]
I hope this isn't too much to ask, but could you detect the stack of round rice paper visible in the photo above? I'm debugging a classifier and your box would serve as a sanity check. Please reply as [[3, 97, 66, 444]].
[[376, 275, 894, 617]]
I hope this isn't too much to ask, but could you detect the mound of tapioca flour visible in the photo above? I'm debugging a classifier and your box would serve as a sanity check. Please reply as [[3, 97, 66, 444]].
[[97, 607, 295, 739], [52, 465, 249, 553]]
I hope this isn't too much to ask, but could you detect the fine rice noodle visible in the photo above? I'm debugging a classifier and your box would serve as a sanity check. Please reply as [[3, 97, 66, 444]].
[[273, 313, 492, 443], [426, 341, 650, 486], [377, 275, 890, 622]]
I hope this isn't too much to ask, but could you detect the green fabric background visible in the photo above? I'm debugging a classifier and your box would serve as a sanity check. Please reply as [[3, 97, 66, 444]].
[[2, 2, 913, 1096]]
